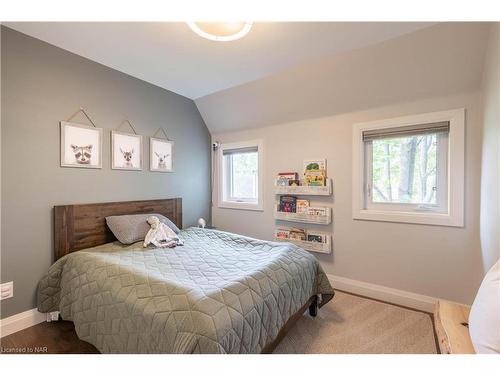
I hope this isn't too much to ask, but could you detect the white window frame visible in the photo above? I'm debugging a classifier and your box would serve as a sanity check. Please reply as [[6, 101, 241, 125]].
[[217, 140, 264, 211], [352, 108, 465, 227]]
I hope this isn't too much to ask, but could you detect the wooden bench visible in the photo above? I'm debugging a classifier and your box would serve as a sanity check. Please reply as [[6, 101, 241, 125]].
[[434, 300, 475, 354]]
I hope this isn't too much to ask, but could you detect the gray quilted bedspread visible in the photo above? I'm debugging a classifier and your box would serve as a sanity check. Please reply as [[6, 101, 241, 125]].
[[37, 228, 334, 353]]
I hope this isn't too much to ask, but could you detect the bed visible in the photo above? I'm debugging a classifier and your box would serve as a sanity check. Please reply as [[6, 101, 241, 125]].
[[37, 198, 334, 354]]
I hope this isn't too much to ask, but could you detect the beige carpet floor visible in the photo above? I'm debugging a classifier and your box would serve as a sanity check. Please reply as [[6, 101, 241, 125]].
[[274, 291, 438, 354]]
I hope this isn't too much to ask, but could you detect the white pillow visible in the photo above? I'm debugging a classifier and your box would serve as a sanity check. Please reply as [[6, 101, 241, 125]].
[[469, 259, 500, 354]]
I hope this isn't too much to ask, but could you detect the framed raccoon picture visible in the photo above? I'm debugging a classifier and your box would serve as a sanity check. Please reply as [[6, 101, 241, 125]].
[[150, 137, 173, 172], [111, 131, 143, 171], [60, 121, 103, 169]]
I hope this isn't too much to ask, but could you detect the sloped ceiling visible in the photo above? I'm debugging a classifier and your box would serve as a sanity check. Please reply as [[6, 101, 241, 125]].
[[5, 22, 434, 99], [4, 22, 491, 134], [196, 23, 491, 133]]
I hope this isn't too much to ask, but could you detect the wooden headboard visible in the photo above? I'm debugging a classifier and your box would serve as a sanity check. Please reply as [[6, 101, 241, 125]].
[[54, 198, 182, 260]]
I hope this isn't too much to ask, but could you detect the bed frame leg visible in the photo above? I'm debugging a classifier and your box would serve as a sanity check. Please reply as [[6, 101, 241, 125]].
[[308, 296, 318, 317]]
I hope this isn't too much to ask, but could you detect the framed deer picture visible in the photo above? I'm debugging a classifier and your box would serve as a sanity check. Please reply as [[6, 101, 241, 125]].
[[150, 137, 173, 172], [111, 131, 143, 171], [60, 121, 103, 169]]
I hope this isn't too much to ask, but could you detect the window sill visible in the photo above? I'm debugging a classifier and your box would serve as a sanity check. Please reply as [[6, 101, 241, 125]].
[[353, 209, 463, 227], [218, 201, 264, 211]]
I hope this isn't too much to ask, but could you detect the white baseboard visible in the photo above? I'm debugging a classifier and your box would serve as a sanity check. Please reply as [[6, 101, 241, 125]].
[[0, 308, 47, 338], [328, 274, 438, 313]]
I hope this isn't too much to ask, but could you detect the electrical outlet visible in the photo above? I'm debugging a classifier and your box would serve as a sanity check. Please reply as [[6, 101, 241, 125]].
[[0, 281, 13, 300]]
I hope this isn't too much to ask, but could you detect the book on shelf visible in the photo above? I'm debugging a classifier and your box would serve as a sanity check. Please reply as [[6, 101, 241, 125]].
[[306, 206, 327, 216], [279, 195, 297, 213], [304, 170, 326, 186], [303, 159, 326, 173], [278, 172, 299, 179], [275, 227, 290, 239], [303, 159, 327, 186], [289, 227, 307, 241], [307, 231, 327, 243], [276, 176, 289, 186], [276, 172, 299, 186], [296, 199, 309, 214]]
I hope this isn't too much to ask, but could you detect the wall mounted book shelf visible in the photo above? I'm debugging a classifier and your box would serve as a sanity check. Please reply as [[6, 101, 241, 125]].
[[274, 206, 332, 224], [274, 235, 332, 254], [274, 171, 333, 254], [273, 178, 332, 196]]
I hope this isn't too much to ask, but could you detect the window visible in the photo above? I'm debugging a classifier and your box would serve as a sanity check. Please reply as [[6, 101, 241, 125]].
[[218, 140, 263, 210], [352, 109, 464, 226], [365, 122, 448, 212]]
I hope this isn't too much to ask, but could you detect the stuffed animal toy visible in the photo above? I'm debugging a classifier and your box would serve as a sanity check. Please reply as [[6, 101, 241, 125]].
[[143, 216, 183, 248]]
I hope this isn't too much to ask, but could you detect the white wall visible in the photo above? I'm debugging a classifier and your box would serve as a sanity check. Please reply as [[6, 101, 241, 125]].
[[212, 91, 484, 304], [479, 24, 500, 273], [197, 23, 489, 133]]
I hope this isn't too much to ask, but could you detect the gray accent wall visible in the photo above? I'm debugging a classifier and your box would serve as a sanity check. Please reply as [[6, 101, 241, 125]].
[[0, 27, 211, 319]]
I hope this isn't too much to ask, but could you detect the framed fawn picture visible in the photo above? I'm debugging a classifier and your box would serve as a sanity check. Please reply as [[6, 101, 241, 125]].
[[150, 137, 173, 172], [60, 121, 103, 169], [111, 131, 143, 171]]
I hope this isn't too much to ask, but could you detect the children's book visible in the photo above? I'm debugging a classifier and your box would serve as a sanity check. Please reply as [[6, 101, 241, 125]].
[[275, 228, 290, 239], [304, 170, 326, 186], [279, 195, 297, 213], [289, 227, 307, 241], [296, 199, 310, 214], [307, 232, 326, 243], [307, 207, 327, 216], [303, 159, 326, 173]]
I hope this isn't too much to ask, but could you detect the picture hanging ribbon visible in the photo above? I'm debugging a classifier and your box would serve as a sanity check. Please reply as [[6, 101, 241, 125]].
[[66, 107, 97, 128], [152, 127, 172, 141], [116, 120, 138, 135]]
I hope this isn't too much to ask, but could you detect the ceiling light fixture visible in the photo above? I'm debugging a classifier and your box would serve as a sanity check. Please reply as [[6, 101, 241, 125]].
[[187, 22, 253, 42]]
